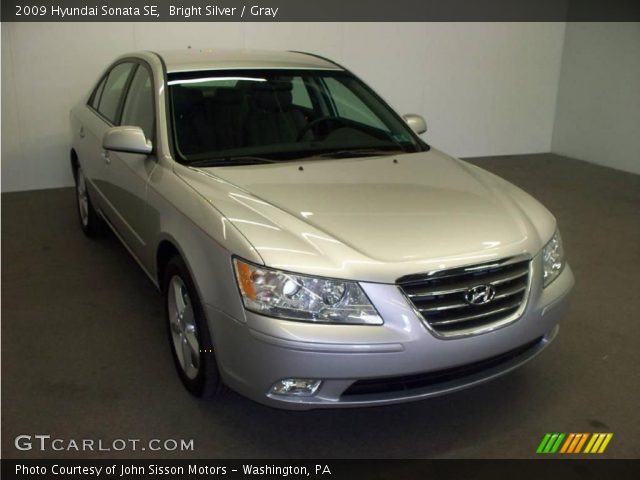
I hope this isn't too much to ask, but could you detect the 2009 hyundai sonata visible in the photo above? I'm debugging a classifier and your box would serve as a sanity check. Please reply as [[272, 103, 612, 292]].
[[69, 49, 574, 409]]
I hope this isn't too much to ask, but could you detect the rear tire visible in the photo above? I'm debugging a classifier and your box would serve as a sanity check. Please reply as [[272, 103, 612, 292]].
[[74, 166, 106, 237], [163, 255, 223, 398]]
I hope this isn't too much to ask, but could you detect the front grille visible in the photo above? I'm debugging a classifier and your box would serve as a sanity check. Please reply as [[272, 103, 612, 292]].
[[398, 257, 531, 336], [342, 336, 543, 397]]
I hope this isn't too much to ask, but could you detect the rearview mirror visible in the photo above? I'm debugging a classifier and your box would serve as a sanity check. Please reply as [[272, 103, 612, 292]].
[[103, 126, 152, 155], [403, 114, 427, 135]]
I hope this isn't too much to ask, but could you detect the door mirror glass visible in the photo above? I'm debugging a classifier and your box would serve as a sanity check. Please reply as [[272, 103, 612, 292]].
[[103, 126, 152, 154], [403, 114, 427, 135]]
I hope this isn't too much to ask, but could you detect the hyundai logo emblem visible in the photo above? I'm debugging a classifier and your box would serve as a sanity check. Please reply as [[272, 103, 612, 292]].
[[464, 285, 496, 305]]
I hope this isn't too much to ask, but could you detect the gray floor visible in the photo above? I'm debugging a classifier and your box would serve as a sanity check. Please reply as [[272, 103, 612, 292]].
[[2, 153, 639, 459]]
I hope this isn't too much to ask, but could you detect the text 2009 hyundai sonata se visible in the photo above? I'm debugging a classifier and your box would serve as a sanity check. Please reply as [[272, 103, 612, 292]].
[[70, 49, 574, 409]]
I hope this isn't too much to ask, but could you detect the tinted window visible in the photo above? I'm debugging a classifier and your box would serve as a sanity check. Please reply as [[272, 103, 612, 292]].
[[98, 62, 135, 123], [322, 77, 388, 131], [291, 76, 312, 108], [90, 76, 107, 110], [121, 66, 155, 141], [168, 69, 422, 164]]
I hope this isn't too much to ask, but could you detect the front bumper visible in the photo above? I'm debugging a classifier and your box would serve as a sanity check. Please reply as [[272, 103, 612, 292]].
[[206, 262, 574, 410]]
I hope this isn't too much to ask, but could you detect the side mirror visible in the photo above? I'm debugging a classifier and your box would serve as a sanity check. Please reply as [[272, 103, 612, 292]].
[[403, 114, 427, 135], [103, 126, 152, 155]]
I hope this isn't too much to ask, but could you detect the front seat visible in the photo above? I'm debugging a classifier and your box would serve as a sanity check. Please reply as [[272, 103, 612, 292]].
[[244, 82, 306, 147]]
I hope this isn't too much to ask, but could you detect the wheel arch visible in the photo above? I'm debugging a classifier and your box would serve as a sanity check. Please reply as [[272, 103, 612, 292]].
[[155, 235, 208, 297], [70, 148, 79, 179], [156, 238, 182, 289]]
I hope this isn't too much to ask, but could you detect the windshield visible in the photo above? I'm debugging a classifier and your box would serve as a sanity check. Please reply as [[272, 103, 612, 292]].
[[167, 69, 426, 165]]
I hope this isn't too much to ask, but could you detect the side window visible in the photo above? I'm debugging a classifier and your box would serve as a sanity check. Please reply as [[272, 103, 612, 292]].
[[121, 66, 155, 141], [98, 62, 135, 123], [291, 76, 312, 109], [90, 76, 107, 110], [322, 77, 388, 131]]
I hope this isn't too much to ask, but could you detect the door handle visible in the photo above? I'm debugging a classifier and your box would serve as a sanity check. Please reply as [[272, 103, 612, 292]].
[[101, 150, 111, 164], [79, 126, 85, 138]]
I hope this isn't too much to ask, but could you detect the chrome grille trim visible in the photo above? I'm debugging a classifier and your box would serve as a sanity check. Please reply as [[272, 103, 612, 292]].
[[398, 256, 532, 338], [491, 270, 529, 285], [428, 300, 523, 326], [493, 284, 527, 299], [407, 286, 469, 298], [418, 302, 468, 313], [404, 267, 528, 299]]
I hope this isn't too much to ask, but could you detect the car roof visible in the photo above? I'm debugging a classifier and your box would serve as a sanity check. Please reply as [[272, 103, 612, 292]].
[[152, 49, 343, 73]]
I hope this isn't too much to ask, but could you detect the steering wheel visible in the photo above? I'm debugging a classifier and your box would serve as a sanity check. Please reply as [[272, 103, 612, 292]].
[[296, 116, 349, 142]]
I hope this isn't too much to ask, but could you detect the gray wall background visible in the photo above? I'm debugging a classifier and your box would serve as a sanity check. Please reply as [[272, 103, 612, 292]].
[[552, 22, 640, 175]]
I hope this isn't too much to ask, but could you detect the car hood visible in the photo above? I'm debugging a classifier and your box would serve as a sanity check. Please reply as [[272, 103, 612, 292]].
[[178, 148, 556, 282]]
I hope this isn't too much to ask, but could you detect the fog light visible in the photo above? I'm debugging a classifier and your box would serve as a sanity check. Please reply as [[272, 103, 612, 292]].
[[270, 378, 322, 396]]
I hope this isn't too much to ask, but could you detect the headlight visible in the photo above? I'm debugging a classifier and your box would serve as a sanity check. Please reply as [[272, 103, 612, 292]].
[[233, 258, 382, 325], [542, 229, 565, 287]]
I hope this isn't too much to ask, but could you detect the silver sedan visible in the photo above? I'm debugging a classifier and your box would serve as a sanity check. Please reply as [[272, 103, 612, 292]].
[[69, 49, 574, 409]]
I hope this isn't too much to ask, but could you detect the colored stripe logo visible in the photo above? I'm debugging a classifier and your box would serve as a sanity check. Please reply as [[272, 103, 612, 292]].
[[537, 433, 613, 454]]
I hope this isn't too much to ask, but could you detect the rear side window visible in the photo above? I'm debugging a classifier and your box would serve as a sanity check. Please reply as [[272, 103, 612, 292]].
[[89, 76, 107, 110], [121, 66, 155, 141], [97, 62, 135, 123]]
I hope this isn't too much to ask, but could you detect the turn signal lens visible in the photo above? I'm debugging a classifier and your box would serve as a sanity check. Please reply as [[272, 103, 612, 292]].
[[235, 260, 257, 300]]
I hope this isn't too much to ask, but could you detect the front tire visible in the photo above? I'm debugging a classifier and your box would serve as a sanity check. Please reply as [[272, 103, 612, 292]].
[[74, 166, 105, 237], [163, 256, 222, 397]]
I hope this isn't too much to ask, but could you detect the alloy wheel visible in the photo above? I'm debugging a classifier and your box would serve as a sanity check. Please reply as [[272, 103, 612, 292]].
[[76, 168, 89, 227], [167, 275, 201, 380]]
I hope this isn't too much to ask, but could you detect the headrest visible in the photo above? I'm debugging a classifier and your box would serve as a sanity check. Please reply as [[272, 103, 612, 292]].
[[251, 83, 293, 111]]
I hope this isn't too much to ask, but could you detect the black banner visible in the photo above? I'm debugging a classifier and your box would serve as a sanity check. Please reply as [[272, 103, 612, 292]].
[[2, 460, 640, 480], [1, 0, 640, 22]]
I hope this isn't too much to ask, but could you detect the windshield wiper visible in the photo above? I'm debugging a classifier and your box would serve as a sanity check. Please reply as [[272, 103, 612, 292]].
[[317, 148, 404, 159], [188, 156, 280, 167]]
